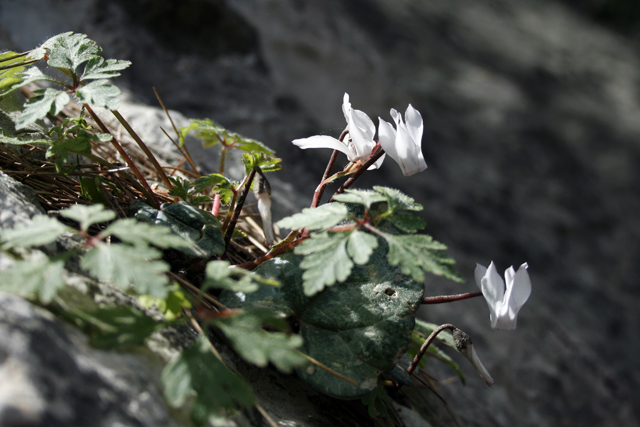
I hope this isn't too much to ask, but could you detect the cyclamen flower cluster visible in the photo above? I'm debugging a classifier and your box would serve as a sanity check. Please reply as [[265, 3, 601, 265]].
[[292, 93, 427, 176]]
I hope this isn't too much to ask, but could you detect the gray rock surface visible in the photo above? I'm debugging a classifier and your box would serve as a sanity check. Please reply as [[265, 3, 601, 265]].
[[2, 0, 640, 426]]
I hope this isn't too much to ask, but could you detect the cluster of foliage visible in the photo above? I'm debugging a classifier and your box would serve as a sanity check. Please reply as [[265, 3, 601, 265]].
[[0, 33, 481, 427]]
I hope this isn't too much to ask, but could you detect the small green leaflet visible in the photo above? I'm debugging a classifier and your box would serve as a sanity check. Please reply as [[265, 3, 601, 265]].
[[383, 233, 462, 283], [75, 79, 122, 110], [373, 186, 423, 213], [212, 309, 307, 373], [60, 204, 116, 231], [46, 32, 102, 72], [276, 203, 349, 231], [73, 306, 162, 348], [81, 57, 131, 80], [103, 218, 191, 250], [202, 260, 279, 294], [162, 333, 254, 426], [385, 213, 426, 233], [242, 152, 282, 174], [294, 230, 378, 296], [0, 215, 67, 249], [179, 118, 275, 154], [28, 32, 73, 61], [333, 189, 387, 209], [16, 88, 71, 130], [0, 256, 65, 304], [139, 284, 192, 321], [3, 66, 67, 97], [81, 243, 170, 298]]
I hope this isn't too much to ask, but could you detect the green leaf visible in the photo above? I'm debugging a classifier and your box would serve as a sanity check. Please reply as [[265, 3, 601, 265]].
[[180, 118, 275, 154], [192, 173, 233, 193], [75, 306, 162, 348], [162, 334, 254, 426], [346, 230, 378, 265], [81, 243, 170, 298], [0, 51, 26, 95], [76, 79, 121, 110], [242, 152, 282, 174], [383, 233, 462, 283], [202, 260, 279, 293], [140, 284, 192, 321], [103, 218, 192, 250], [212, 309, 307, 373], [386, 213, 426, 233], [60, 204, 116, 230], [130, 201, 226, 258], [374, 186, 423, 213], [81, 57, 131, 80], [220, 250, 424, 399], [296, 232, 353, 296], [16, 88, 70, 129], [0, 215, 67, 249], [46, 32, 102, 72], [333, 189, 387, 209], [276, 203, 349, 231], [29, 32, 73, 60], [0, 132, 52, 146], [0, 256, 65, 303], [167, 176, 191, 200]]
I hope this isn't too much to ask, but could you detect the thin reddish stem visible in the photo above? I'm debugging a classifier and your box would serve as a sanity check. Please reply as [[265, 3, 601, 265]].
[[329, 147, 385, 201], [223, 168, 256, 254], [232, 235, 309, 270], [421, 291, 483, 305], [211, 193, 222, 217], [83, 103, 160, 208]]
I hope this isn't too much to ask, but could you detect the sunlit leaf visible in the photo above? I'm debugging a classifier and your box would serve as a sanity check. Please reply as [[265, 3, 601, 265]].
[[16, 88, 70, 129], [81, 57, 131, 80], [0, 256, 65, 303], [374, 186, 423, 212], [81, 242, 169, 298], [333, 189, 387, 209], [76, 79, 121, 110], [60, 204, 116, 231], [0, 215, 67, 249], [276, 203, 349, 231]]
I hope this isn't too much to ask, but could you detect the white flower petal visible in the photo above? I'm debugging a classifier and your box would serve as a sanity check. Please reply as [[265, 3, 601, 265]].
[[508, 264, 532, 320], [474, 263, 488, 290], [464, 344, 495, 386], [405, 104, 423, 146], [292, 135, 356, 162]]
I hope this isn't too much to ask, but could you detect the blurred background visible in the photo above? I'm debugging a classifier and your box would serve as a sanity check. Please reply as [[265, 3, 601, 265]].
[[2, 0, 640, 425]]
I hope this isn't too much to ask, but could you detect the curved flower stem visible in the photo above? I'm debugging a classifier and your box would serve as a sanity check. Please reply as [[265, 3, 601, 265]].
[[83, 103, 159, 208], [328, 147, 385, 202], [311, 129, 347, 208], [223, 167, 256, 254], [422, 291, 483, 305], [311, 149, 339, 208], [406, 323, 456, 375]]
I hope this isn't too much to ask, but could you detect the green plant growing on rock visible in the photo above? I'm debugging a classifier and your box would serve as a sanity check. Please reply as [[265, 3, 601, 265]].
[[0, 32, 532, 427]]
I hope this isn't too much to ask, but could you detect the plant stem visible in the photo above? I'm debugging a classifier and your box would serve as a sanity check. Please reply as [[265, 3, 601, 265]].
[[219, 146, 227, 175], [212, 193, 221, 217], [223, 167, 256, 254], [406, 323, 456, 375], [232, 234, 309, 270], [0, 58, 39, 71], [421, 291, 483, 304], [328, 148, 385, 202], [83, 103, 159, 208], [111, 109, 173, 191], [311, 149, 338, 208], [153, 87, 199, 174]]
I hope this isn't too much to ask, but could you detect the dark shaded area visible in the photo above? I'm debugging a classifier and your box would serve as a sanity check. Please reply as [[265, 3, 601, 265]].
[[559, 0, 640, 36], [113, 0, 260, 60]]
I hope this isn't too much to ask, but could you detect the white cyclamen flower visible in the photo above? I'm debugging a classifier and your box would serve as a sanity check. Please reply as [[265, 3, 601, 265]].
[[253, 170, 275, 246], [475, 262, 532, 330], [378, 104, 427, 176], [292, 93, 384, 169]]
